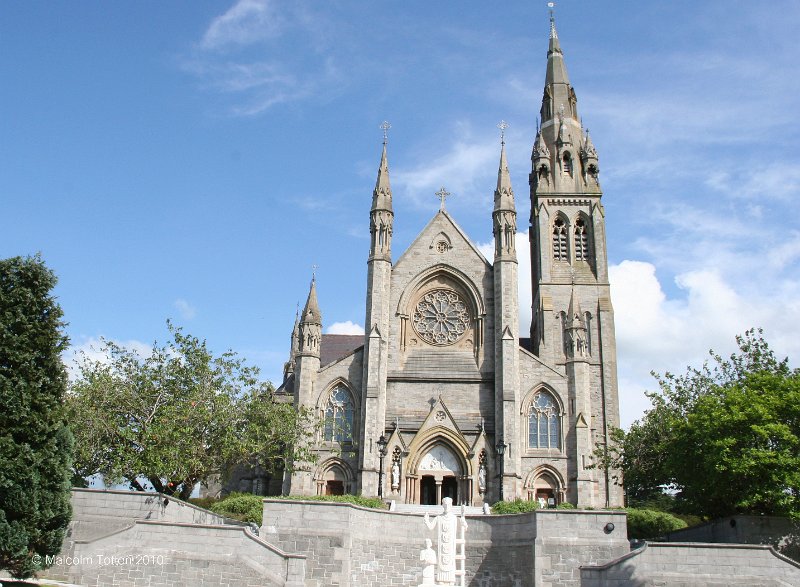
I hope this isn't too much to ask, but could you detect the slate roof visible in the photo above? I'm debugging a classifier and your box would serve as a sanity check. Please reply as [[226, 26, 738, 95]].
[[320, 334, 363, 366]]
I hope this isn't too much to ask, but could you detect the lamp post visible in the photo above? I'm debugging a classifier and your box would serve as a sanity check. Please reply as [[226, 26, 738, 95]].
[[495, 438, 507, 502], [377, 434, 388, 499]]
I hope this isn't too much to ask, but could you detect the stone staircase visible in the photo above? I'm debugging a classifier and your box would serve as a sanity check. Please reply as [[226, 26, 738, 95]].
[[390, 502, 490, 515]]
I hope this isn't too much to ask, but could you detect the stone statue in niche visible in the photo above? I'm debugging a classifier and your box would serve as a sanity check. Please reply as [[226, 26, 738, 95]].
[[419, 538, 437, 586], [391, 461, 400, 491], [423, 497, 468, 586], [478, 462, 486, 494]]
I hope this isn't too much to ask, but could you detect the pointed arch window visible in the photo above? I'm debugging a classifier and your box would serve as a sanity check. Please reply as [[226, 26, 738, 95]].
[[574, 218, 589, 261], [553, 218, 568, 262], [562, 152, 573, 175], [323, 385, 354, 443], [528, 391, 561, 449]]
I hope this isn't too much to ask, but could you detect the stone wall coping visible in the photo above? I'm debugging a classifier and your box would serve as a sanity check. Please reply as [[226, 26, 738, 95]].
[[580, 542, 646, 570], [71, 487, 247, 526], [582, 540, 800, 572], [264, 498, 627, 521], [75, 518, 307, 560], [72, 523, 136, 544], [137, 520, 308, 559]]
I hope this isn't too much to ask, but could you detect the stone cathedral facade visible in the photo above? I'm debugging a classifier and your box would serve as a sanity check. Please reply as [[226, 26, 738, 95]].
[[277, 15, 624, 509]]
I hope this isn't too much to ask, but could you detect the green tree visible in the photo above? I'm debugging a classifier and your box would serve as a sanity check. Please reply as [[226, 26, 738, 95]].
[[0, 255, 73, 579], [599, 329, 800, 518], [67, 323, 314, 499]]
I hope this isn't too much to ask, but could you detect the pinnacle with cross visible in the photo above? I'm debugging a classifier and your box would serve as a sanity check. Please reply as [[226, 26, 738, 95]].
[[380, 121, 391, 144], [497, 120, 509, 145], [436, 186, 450, 210]]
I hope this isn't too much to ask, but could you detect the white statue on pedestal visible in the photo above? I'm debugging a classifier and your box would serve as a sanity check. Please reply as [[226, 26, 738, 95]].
[[419, 538, 437, 586], [423, 497, 468, 586]]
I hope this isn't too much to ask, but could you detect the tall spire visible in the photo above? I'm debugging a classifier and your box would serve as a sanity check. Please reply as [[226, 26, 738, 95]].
[[541, 3, 576, 125], [301, 277, 321, 325], [493, 121, 516, 259], [370, 122, 394, 260], [372, 142, 392, 212], [372, 122, 393, 212], [494, 142, 514, 211]]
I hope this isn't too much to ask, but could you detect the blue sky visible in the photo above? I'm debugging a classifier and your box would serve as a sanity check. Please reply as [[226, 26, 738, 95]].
[[2, 1, 799, 428]]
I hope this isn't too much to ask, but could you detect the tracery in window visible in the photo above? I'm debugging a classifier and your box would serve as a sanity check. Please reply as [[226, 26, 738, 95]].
[[553, 218, 568, 261], [323, 385, 354, 443], [411, 289, 470, 346], [574, 218, 589, 261], [528, 391, 561, 449]]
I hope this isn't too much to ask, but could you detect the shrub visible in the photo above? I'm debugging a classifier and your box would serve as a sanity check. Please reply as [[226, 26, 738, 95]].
[[556, 502, 576, 509], [210, 493, 264, 524], [491, 499, 539, 514], [274, 494, 387, 509], [625, 508, 687, 540]]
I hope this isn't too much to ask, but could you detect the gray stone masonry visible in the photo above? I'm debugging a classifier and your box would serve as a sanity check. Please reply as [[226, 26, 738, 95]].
[[45, 489, 307, 587], [664, 515, 800, 563], [261, 498, 629, 587], [580, 542, 800, 587]]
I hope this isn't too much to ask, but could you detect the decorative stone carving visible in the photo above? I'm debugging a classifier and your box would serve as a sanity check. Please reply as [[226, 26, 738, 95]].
[[419, 538, 437, 586], [412, 289, 470, 346], [423, 497, 468, 586], [477, 450, 487, 495], [419, 445, 461, 473]]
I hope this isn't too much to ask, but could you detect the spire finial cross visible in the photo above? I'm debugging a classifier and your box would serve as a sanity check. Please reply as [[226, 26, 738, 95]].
[[380, 121, 391, 145], [548, 2, 557, 38], [312, 264, 318, 281], [435, 186, 451, 211], [497, 120, 509, 145]]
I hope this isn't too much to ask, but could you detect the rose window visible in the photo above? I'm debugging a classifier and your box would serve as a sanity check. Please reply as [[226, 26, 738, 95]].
[[411, 289, 470, 345]]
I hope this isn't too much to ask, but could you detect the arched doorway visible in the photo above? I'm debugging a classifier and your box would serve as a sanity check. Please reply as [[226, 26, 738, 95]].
[[315, 460, 353, 496], [525, 468, 565, 508], [418, 444, 462, 505]]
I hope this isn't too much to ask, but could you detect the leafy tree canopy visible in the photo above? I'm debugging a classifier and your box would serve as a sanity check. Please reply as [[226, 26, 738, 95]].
[[0, 255, 73, 579], [67, 322, 315, 499], [598, 329, 800, 519]]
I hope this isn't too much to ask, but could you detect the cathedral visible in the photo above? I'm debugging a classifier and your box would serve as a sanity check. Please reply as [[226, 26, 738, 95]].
[[276, 13, 624, 509]]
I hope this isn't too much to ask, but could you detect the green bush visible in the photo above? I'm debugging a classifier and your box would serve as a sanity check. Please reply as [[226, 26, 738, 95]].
[[556, 502, 576, 509], [625, 508, 687, 540], [491, 498, 539, 514], [209, 493, 264, 524], [188, 496, 220, 510], [274, 494, 387, 509]]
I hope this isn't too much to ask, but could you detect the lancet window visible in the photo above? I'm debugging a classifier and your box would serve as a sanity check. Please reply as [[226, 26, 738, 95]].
[[562, 152, 573, 175], [323, 385, 354, 443], [528, 391, 561, 449], [553, 218, 568, 261], [574, 218, 589, 261]]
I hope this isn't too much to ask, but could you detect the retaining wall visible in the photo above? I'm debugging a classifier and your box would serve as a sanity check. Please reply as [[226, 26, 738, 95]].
[[261, 499, 629, 587], [664, 515, 800, 562], [45, 489, 306, 587], [580, 542, 800, 587]]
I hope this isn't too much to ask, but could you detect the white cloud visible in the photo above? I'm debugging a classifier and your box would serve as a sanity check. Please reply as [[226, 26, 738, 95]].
[[476, 231, 533, 334], [394, 126, 499, 209], [173, 298, 197, 320], [201, 0, 284, 49], [185, 2, 344, 116], [609, 260, 800, 429], [325, 321, 365, 335], [63, 336, 153, 380]]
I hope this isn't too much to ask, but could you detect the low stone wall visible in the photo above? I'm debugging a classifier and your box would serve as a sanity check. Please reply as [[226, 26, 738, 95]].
[[69, 520, 305, 587], [261, 499, 629, 587], [664, 515, 800, 562], [580, 542, 800, 587], [45, 489, 307, 587]]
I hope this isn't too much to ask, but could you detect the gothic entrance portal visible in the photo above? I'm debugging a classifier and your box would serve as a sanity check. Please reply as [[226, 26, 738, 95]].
[[417, 444, 462, 505]]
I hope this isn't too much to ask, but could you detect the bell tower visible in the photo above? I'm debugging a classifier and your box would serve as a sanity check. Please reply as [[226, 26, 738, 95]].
[[528, 8, 623, 507]]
